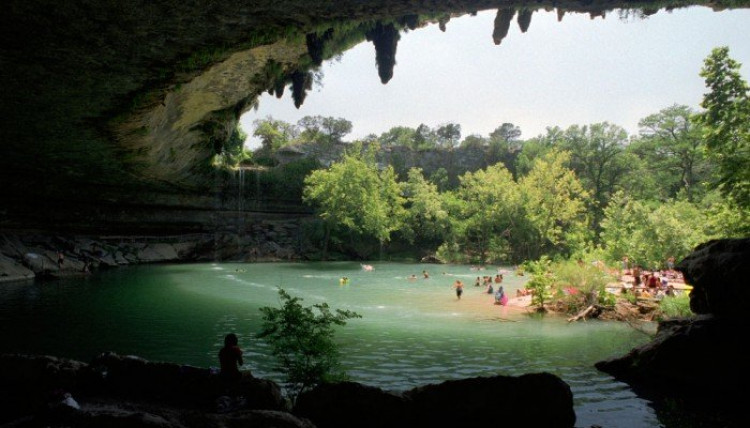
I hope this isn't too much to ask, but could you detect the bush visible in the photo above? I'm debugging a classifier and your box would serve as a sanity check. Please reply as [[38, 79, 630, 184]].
[[524, 257, 555, 311], [257, 289, 361, 403], [657, 293, 692, 320]]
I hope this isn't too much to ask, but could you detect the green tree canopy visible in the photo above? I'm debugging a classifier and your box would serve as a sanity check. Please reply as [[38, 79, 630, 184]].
[[696, 46, 750, 209], [631, 104, 710, 201], [379, 126, 416, 148], [435, 122, 462, 148], [252, 116, 298, 153], [303, 144, 405, 256], [298, 115, 353, 145], [518, 150, 589, 260], [448, 163, 521, 263], [401, 168, 450, 244], [600, 192, 710, 270], [558, 122, 630, 234]]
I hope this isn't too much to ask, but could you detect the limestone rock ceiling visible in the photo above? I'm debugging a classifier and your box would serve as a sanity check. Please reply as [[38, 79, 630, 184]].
[[0, 0, 746, 215]]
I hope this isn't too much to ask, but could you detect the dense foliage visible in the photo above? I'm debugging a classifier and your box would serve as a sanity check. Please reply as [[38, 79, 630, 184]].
[[245, 47, 749, 264]]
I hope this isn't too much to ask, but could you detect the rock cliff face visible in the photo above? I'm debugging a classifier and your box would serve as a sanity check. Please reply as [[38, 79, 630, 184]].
[[595, 238, 750, 426], [0, 219, 310, 282]]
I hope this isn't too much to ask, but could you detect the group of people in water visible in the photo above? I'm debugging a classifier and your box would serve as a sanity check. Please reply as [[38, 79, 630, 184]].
[[453, 272, 507, 305]]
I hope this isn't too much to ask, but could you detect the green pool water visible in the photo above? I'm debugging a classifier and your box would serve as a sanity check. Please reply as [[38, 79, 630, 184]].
[[0, 261, 659, 427]]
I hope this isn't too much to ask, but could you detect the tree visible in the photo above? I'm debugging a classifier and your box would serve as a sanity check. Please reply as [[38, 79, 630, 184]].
[[252, 117, 298, 153], [460, 134, 487, 149], [303, 144, 405, 257], [223, 123, 251, 166], [298, 115, 353, 145], [600, 192, 710, 270], [488, 122, 522, 172], [558, 123, 630, 234], [524, 257, 554, 312], [401, 168, 450, 244], [515, 126, 562, 176], [632, 104, 709, 201], [414, 123, 438, 149], [379, 126, 416, 148], [257, 289, 361, 403], [490, 123, 522, 146], [696, 46, 750, 209], [435, 122, 462, 148], [449, 163, 521, 263], [518, 150, 588, 259]]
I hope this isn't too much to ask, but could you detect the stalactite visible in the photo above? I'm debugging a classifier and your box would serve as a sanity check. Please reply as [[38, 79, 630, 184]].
[[517, 9, 533, 33], [291, 70, 312, 108], [438, 14, 450, 32], [305, 28, 334, 66], [492, 8, 515, 46], [366, 22, 400, 84]]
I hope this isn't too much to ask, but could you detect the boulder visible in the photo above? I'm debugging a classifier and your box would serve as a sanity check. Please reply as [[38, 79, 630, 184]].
[[0, 354, 88, 421], [89, 352, 285, 411], [676, 238, 750, 321], [293, 373, 576, 428], [294, 381, 409, 428], [0, 253, 35, 281], [405, 373, 576, 428]]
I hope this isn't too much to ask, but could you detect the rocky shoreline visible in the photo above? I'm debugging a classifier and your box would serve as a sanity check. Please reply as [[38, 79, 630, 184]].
[[0, 225, 309, 283], [0, 353, 575, 428]]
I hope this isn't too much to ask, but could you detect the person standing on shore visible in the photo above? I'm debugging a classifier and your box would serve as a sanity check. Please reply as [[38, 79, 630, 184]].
[[57, 251, 65, 269]]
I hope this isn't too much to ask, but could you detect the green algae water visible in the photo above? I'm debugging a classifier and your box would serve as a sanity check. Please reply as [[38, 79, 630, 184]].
[[0, 262, 658, 427]]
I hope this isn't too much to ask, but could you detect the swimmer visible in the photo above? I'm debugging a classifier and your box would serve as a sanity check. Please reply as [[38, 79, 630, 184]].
[[453, 280, 464, 300]]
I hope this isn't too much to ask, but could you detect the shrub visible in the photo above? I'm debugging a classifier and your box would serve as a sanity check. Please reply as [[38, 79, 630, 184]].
[[657, 293, 692, 320], [257, 289, 361, 403]]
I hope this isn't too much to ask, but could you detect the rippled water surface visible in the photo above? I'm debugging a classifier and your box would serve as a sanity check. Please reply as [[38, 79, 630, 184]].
[[0, 262, 659, 427]]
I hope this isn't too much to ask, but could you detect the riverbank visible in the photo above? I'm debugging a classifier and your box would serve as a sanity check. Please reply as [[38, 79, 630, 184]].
[[0, 227, 307, 283]]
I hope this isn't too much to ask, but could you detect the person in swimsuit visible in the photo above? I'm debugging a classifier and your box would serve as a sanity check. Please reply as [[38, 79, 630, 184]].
[[453, 280, 464, 300]]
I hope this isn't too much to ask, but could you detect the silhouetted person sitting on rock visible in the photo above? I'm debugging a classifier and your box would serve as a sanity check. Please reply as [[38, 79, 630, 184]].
[[219, 333, 244, 383]]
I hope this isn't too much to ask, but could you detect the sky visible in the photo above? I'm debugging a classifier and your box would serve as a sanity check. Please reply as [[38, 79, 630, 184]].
[[240, 6, 750, 149]]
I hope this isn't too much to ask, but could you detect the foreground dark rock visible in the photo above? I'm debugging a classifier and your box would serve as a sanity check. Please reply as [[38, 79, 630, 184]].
[[0, 353, 576, 428], [596, 238, 750, 426], [293, 373, 575, 428], [678, 238, 750, 321]]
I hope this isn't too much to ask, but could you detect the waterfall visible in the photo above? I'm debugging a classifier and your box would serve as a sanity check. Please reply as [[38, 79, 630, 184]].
[[255, 168, 261, 210], [238, 167, 245, 213], [234, 167, 246, 260]]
